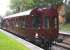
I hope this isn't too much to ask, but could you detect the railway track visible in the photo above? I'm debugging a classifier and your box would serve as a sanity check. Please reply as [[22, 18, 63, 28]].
[[54, 35, 70, 50], [55, 42, 70, 49]]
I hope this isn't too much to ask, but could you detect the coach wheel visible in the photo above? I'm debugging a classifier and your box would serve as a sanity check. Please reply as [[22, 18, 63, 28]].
[[43, 39, 52, 50]]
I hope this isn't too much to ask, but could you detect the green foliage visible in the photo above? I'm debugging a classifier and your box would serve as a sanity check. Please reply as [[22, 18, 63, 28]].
[[46, 0, 63, 3], [32, 0, 63, 7], [64, 0, 70, 23], [60, 24, 70, 32], [10, 0, 34, 12], [64, 2, 70, 18], [20, 0, 35, 10], [10, 0, 63, 13]]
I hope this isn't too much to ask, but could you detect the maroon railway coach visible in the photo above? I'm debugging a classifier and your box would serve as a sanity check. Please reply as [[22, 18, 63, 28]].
[[3, 6, 59, 50]]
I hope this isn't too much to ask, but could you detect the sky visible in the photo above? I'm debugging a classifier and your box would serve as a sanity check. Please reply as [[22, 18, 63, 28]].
[[0, 0, 10, 16]]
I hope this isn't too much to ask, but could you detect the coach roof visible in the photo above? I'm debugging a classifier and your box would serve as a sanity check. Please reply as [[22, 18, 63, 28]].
[[4, 9, 32, 19]]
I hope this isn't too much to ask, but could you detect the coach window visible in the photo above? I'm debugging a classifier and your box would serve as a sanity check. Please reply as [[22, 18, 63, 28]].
[[50, 17, 55, 28], [55, 17, 58, 28], [22, 18, 25, 28], [6, 20, 9, 26], [45, 16, 49, 29], [32, 16, 40, 29], [50, 16, 57, 28]]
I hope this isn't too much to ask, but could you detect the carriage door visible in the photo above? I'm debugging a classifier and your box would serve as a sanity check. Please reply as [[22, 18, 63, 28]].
[[50, 16, 58, 29], [49, 16, 58, 38], [32, 15, 40, 38]]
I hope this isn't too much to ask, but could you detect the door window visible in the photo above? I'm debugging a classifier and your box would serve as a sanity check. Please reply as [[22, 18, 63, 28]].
[[45, 16, 49, 29], [32, 16, 40, 29]]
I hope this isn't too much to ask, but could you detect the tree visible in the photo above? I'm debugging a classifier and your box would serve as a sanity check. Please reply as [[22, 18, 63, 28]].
[[10, 0, 34, 13], [64, 0, 70, 23], [10, 0, 63, 13]]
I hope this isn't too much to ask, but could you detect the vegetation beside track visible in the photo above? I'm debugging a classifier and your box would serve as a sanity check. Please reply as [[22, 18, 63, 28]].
[[60, 23, 70, 32], [0, 31, 30, 50]]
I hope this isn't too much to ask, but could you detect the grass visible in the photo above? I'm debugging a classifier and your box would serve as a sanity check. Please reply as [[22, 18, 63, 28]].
[[0, 31, 30, 50], [59, 23, 70, 32]]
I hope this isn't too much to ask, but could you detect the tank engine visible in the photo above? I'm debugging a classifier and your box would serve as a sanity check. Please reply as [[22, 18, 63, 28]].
[[2, 6, 59, 50]]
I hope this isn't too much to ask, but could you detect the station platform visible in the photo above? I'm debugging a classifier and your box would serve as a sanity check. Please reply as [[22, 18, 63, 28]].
[[0, 29, 43, 50]]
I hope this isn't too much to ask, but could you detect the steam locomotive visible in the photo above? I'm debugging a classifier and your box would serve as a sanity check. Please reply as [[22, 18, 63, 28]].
[[2, 6, 59, 50]]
